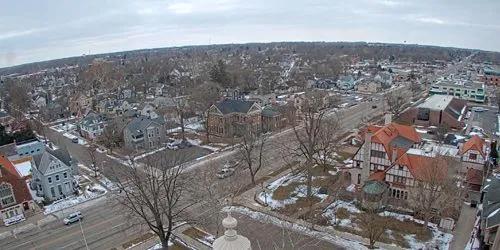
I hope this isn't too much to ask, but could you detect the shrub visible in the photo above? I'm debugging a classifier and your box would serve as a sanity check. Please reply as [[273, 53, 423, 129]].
[[336, 207, 350, 220]]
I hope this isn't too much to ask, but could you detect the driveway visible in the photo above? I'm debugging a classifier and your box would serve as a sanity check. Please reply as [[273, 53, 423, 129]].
[[451, 204, 477, 250]]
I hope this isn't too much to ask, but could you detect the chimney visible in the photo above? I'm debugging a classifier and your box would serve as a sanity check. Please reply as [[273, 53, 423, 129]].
[[384, 113, 392, 125], [361, 131, 372, 184]]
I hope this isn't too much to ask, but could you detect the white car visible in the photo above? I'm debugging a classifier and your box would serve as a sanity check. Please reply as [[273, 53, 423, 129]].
[[64, 211, 83, 225], [216, 168, 235, 179]]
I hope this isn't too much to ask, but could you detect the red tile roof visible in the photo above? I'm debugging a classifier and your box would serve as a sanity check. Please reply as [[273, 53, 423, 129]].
[[368, 171, 386, 181], [397, 154, 448, 182], [0, 156, 20, 178], [363, 123, 421, 162], [461, 135, 484, 156], [465, 168, 483, 186]]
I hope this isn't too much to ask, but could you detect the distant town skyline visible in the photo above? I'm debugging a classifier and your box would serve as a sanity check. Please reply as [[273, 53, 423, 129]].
[[1, 0, 499, 68]]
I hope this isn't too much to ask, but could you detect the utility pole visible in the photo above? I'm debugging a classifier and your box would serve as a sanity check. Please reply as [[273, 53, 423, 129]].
[[79, 219, 90, 250]]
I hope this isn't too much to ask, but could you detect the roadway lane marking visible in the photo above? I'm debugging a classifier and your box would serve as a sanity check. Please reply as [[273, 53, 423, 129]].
[[8, 215, 125, 250]]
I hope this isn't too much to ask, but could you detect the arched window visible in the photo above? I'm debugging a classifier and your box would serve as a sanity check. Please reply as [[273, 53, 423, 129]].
[[0, 183, 15, 207]]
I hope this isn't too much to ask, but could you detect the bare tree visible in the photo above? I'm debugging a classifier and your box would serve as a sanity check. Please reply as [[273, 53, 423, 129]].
[[409, 155, 461, 228], [172, 96, 190, 141], [237, 127, 268, 184], [434, 124, 450, 144], [86, 144, 99, 177], [410, 81, 422, 97], [112, 153, 195, 249], [190, 82, 220, 144], [290, 90, 341, 197], [385, 90, 406, 117], [81, 61, 124, 93], [98, 117, 125, 153], [4, 80, 31, 118], [356, 207, 391, 249]]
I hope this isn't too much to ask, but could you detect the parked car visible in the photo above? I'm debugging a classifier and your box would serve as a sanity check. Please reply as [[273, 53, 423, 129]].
[[71, 137, 79, 143], [216, 168, 235, 179], [177, 140, 193, 149], [223, 160, 240, 169], [166, 142, 178, 150], [371, 105, 377, 109], [64, 211, 83, 225]]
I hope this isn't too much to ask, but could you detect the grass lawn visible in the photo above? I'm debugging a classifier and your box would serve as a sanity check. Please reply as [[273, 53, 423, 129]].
[[322, 207, 433, 249]]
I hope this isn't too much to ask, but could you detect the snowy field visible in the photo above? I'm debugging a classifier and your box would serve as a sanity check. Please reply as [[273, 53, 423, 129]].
[[256, 171, 334, 209], [223, 206, 369, 250], [322, 201, 454, 249]]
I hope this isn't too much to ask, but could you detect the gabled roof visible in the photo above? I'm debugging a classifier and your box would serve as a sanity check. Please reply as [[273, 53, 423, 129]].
[[215, 99, 258, 114], [364, 123, 421, 161], [395, 154, 448, 182], [461, 135, 484, 156], [125, 116, 163, 137], [33, 148, 72, 174]]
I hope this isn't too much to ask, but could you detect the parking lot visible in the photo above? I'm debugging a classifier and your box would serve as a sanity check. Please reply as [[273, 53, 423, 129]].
[[470, 106, 499, 138]]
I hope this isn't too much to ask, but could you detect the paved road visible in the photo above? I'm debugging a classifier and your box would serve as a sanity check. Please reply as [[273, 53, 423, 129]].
[[11, 86, 400, 249], [0, 198, 143, 250]]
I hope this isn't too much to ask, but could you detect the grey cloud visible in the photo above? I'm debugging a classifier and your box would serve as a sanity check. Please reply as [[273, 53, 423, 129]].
[[0, 0, 499, 68]]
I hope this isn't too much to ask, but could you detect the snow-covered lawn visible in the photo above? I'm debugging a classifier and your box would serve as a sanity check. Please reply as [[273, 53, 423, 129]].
[[26, 180, 45, 203], [43, 175, 108, 214], [223, 206, 368, 250], [321, 201, 454, 249], [257, 171, 333, 209]]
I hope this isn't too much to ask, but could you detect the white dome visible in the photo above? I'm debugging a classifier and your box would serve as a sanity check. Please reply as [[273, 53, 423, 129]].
[[212, 213, 251, 250]]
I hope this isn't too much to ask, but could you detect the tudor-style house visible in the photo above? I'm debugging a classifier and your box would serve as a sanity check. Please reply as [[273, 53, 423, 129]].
[[208, 99, 262, 137], [461, 135, 486, 170], [0, 155, 36, 226], [349, 115, 462, 209], [31, 148, 78, 201]]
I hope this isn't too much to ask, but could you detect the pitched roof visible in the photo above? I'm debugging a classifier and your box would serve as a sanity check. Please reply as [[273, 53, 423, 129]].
[[215, 99, 257, 114], [365, 123, 421, 161], [34, 148, 72, 174], [461, 135, 484, 156], [367, 171, 386, 181], [396, 154, 448, 182], [125, 116, 162, 137], [466, 168, 483, 186], [0, 155, 21, 178]]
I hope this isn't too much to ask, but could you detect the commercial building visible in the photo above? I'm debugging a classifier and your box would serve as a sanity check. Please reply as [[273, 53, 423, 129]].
[[399, 95, 467, 129], [429, 81, 485, 103]]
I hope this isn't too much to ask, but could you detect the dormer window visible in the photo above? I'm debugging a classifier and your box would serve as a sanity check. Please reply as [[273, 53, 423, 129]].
[[470, 153, 478, 160]]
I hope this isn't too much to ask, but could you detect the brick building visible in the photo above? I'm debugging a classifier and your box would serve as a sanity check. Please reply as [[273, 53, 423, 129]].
[[0, 155, 36, 226], [399, 95, 467, 129], [208, 99, 262, 137]]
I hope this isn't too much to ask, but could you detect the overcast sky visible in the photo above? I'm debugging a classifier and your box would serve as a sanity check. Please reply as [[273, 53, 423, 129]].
[[0, 0, 498, 68]]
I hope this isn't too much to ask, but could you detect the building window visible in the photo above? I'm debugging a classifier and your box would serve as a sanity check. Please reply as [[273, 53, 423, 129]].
[[149, 141, 153, 147], [50, 187, 55, 197], [470, 153, 478, 160], [55, 175, 59, 181], [0, 184, 15, 207], [48, 177, 52, 184], [63, 172, 67, 179], [370, 150, 385, 159], [58, 185, 63, 195], [156, 128, 160, 135]]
